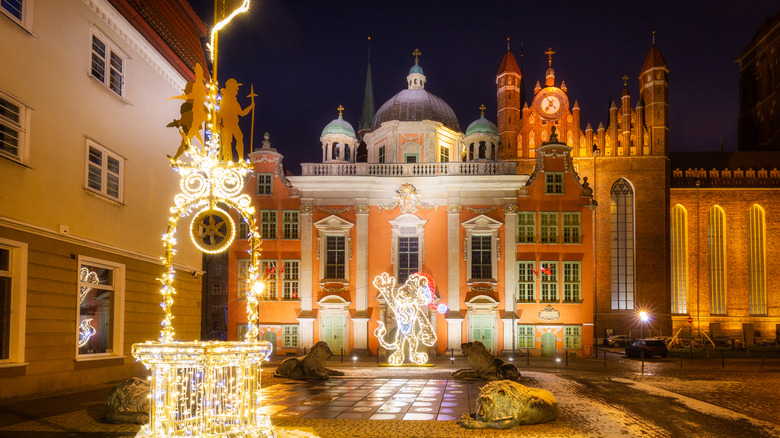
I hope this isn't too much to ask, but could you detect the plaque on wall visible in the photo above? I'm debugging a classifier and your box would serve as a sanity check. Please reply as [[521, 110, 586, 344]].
[[538, 305, 560, 321]]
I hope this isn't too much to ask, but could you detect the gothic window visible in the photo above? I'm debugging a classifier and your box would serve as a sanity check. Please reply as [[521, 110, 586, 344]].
[[610, 178, 634, 310], [748, 205, 766, 315], [670, 205, 688, 314], [707, 206, 726, 315]]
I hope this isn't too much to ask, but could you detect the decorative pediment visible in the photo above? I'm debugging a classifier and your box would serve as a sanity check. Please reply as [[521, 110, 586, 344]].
[[461, 214, 503, 231], [378, 183, 437, 214], [466, 295, 499, 312], [314, 214, 354, 231], [317, 294, 351, 311]]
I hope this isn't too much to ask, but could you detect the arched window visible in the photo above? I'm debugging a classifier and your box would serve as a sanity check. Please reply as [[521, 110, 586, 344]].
[[610, 178, 634, 310], [707, 206, 726, 315], [748, 204, 766, 315], [670, 204, 688, 314], [344, 145, 351, 162], [478, 141, 486, 159]]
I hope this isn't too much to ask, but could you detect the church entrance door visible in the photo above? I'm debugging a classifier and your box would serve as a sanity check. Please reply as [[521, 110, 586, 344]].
[[322, 314, 346, 355], [470, 314, 494, 352], [541, 332, 555, 357]]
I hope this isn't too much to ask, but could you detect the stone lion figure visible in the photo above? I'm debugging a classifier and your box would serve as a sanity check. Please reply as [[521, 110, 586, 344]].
[[105, 377, 150, 424], [273, 341, 345, 380], [452, 341, 520, 381], [458, 380, 558, 429]]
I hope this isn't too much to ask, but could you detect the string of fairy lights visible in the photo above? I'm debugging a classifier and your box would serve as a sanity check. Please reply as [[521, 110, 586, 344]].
[[131, 1, 277, 436]]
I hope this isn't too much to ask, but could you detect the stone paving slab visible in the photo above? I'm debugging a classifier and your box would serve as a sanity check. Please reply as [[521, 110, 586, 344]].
[[261, 378, 482, 422]]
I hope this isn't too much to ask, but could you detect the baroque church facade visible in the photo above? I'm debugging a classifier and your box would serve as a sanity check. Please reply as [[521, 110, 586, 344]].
[[222, 38, 780, 358]]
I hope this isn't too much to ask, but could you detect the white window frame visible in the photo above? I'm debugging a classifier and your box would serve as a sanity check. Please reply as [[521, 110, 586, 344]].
[[516, 325, 535, 349], [85, 139, 124, 202], [564, 325, 582, 349], [563, 261, 581, 303], [282, 324, 299, 348], [236, 258, 250, 300], [0, 90, 31, 165], [260, 259, 278, 300], [1, 0, 33, 31], [314, 215, 354, 283], [282, 259, 300, 300], [562, 212, 581, 244], [545, 172, 564, 194], [260, 210, 277, 239], [76, 256, 125, 359], [90, 28, 127, 97], [517, 211, 536, 243], [539, 212, 558, 243], [389, 214, 426, 283], [439, 145, 450, 162], [0, 238, 27, 366], [540, 261, 558, 302], [282, 210, 299, 239], [462, 215, 502, 285], [256, 173, 272, 195]]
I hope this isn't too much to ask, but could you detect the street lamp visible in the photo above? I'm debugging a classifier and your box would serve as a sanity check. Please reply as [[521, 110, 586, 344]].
[[639, 311, 649, 338]]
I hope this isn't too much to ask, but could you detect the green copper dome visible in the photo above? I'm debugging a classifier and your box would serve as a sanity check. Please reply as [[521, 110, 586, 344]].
[[409, 62, 424, 75], [321, 116, 356, 138], [465, 115, 499, 136]]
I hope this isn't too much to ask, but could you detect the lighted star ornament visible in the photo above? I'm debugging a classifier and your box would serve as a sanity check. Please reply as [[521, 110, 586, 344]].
[[130, 1, 276, 437], [374, 273, 437, 366]]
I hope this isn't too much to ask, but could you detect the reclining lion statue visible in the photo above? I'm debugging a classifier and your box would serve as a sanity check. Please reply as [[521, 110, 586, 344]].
[[105, 377, 150, 424], [452, 341, 520, 381], [273, 341, 345, 380], [458, 380, 558, 429]]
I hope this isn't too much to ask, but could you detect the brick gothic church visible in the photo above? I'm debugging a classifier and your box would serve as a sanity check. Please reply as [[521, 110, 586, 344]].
[[210, 36, 780, 358]]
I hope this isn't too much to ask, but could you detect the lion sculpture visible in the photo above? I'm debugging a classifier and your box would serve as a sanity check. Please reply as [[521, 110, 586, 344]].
[[458, 380, 558, 429], [105, 377, 150, 424], [452, 341, 520, 381], [273, 341, 345, 380]]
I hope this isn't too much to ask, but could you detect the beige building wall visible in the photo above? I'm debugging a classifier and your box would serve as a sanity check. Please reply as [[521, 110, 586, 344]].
[[0, 0, 202, 397]]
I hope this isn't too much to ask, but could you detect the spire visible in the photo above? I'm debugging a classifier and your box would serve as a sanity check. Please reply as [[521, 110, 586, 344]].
[[641, 33, 669, 74], [359, 37, 375, 132]]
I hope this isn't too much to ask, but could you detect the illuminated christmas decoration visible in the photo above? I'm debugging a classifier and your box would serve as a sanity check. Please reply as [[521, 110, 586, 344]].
[[79, 267, 100, 303], [373, 273, 437, 366], [77, 318, 96, 347], [131, 1, 276, 436]]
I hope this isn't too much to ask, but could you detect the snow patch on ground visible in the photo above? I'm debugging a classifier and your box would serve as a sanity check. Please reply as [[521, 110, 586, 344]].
[[610, 377, 780, 435]]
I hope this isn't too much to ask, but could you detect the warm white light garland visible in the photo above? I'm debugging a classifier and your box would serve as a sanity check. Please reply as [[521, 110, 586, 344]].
[[373, 273, 437, 366]]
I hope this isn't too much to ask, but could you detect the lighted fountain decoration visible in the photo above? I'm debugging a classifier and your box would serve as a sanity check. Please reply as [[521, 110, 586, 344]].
[[131, 1, 276, 436], [373, 272, 446, 366]]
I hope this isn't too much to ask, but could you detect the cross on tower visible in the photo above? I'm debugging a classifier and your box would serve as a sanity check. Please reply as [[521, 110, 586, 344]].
[[479, 104, 486, 116], [545, 47, 555, 67], [622, 75, 629, 87], [337, 105, 344, 117], [412, 48, 421, 63]]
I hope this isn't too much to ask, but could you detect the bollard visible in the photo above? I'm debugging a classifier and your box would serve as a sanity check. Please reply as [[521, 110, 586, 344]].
[[341, 347, 344, 363], [376, 349, 379, 364], [527, 349, 530, 366], [565, 351, 569, 366], [721, 350, 725, 368], [451, 347, 454, 362], [640, 349, 645, 375]]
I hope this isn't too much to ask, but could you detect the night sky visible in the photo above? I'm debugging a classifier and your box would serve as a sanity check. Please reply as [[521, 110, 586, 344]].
[[189, 0, 778, 172]]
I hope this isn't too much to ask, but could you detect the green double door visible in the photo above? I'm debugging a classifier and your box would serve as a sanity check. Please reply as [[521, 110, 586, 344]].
[[470, 314, 494, 352], [322, 314, 345, 355]]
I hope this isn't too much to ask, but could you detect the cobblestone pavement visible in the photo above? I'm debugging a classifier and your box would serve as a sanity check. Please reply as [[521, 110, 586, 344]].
[[0, 354, 777, 437]]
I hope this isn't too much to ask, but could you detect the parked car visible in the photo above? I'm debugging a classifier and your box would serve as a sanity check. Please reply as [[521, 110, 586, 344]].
[[625, 339, 668, 358], [603, 335, 632, 347]]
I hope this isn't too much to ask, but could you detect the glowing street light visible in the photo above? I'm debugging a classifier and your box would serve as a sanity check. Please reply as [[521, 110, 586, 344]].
[[639, 311, 649, 338]]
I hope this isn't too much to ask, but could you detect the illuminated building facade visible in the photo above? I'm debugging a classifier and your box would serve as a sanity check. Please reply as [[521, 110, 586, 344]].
[[228, 54, 598, 359], [0, 0, 205, 397]]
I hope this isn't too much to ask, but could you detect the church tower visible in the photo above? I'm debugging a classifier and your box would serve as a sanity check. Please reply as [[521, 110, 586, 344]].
[[496, 41, 522, 159], [640, 38, 669, 156]]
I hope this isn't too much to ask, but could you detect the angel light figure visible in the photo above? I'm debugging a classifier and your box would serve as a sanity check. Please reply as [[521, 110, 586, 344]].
[[374, 272, 437, 365]]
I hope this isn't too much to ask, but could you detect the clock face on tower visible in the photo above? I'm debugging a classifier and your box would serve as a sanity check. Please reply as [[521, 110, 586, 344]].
[[533, 87, 569, 121]]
